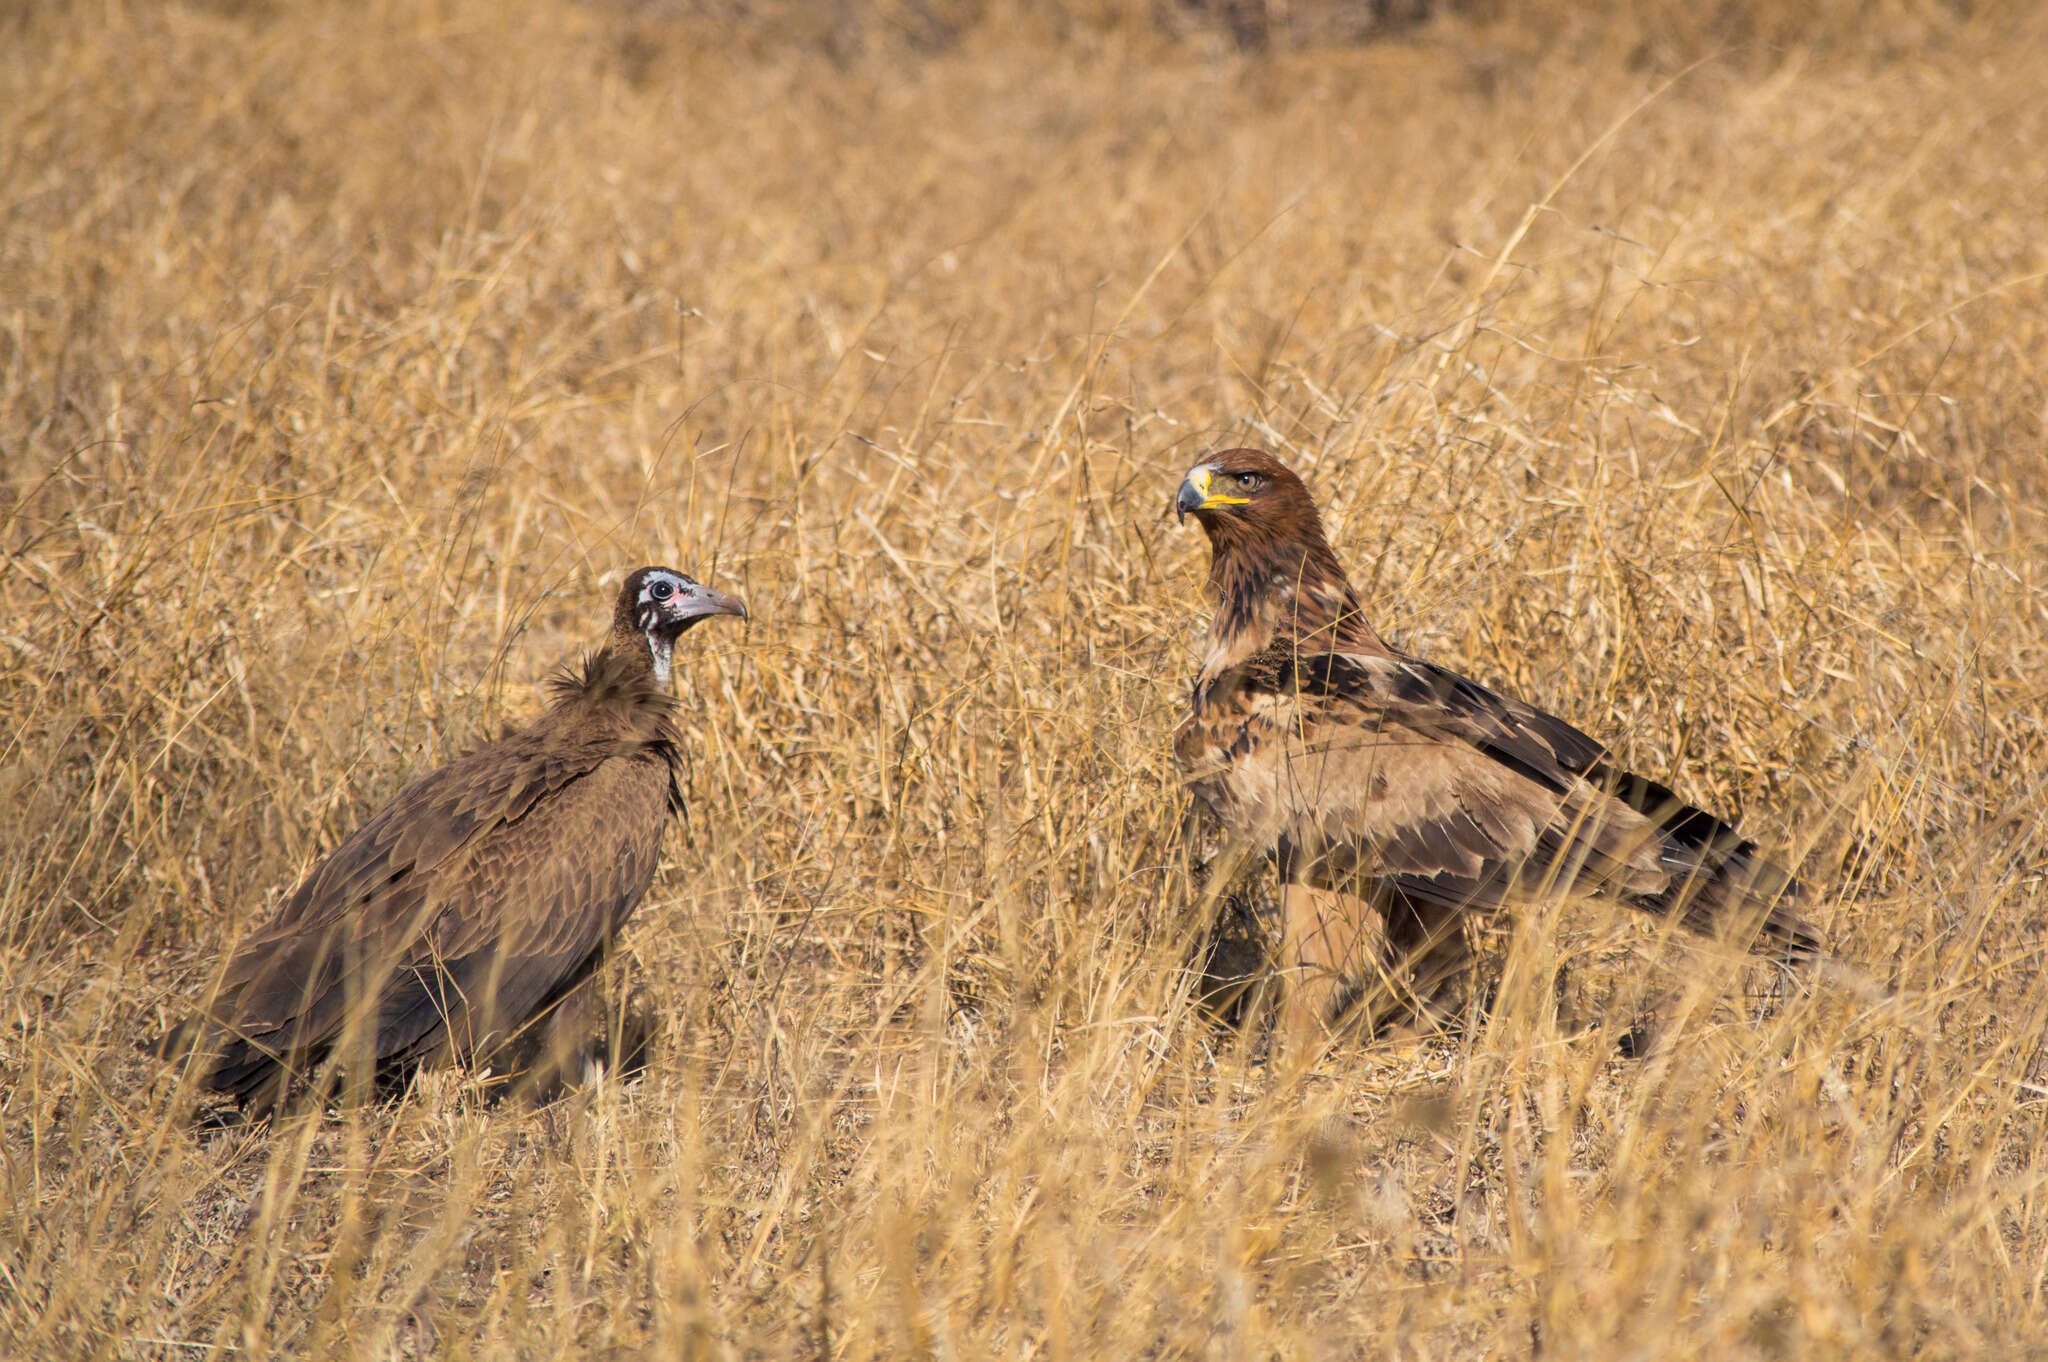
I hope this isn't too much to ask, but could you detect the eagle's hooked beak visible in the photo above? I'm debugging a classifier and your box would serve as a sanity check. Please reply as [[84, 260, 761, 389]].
[[1175, 466, 1247, 523]]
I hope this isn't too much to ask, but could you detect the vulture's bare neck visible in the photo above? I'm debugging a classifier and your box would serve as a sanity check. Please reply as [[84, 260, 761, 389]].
[[1199, 518, 1388, 684]]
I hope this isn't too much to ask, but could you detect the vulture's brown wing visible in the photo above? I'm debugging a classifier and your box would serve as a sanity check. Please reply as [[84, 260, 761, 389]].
[[1189, 648, 1816, 951], [200, 729, 674, 1098]]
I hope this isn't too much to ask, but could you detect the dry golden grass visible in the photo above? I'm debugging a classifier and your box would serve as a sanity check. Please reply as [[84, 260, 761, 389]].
[[6, 0, 2048, 1355]]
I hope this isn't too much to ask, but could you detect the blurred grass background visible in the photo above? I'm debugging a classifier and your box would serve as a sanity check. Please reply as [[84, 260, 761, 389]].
[[5, 0, 2047, 1355]]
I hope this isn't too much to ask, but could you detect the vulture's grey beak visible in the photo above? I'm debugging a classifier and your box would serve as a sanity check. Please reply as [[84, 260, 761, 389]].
[[678, 587, 747, 623]]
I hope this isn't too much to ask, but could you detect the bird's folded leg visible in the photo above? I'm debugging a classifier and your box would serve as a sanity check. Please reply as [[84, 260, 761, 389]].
[[1381, 892, 1476, 1034], [1278, 883, 1478, 1057], [1278, 881, 1386, 1059], [504, 970, 658, 1103]]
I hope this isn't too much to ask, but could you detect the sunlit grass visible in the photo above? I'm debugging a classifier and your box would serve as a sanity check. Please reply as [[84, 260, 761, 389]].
[[4, 1, 2047, 1355]]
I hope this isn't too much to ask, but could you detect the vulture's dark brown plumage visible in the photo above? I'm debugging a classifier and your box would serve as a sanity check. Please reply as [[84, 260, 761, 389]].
[[164, 565, 745, 1109], [1172, 449, 1820, 1051]]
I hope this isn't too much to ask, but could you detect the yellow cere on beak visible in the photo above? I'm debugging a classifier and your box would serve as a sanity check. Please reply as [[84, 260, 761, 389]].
[[1176, 465, 1253, 523], [1193, 468, 1249, 509]]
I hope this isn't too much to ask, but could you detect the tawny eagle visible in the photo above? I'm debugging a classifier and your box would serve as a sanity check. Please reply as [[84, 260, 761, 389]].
[[1172, 448, 1819, 1051]]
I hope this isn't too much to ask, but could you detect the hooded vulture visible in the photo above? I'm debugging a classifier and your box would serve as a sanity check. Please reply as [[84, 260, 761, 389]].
[[163, 565, 746, 1110], [1172, 448, 1821, 1053]]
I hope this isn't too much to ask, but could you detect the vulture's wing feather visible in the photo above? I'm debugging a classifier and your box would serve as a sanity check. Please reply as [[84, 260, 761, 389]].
[[253, 728, 614, 935], [202, 730, 673, 1096], [370, 751, 672, 1069]]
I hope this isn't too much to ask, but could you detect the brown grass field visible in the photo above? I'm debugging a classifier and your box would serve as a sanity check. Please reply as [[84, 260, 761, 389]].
[[6, 0, 2048, 1355]]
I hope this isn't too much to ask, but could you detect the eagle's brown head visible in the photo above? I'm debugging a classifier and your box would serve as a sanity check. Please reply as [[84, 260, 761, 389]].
[[612, 565, 747, 686], [1173, 447, 1328, 550]]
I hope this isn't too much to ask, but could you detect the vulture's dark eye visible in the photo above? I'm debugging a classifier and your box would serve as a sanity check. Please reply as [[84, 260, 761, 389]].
[[649, 579, 676, 601], [1234, 471, 1261, 489]]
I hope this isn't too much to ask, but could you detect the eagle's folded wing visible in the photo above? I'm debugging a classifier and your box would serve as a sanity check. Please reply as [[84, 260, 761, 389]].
[[1189, 647, 1818, 951]]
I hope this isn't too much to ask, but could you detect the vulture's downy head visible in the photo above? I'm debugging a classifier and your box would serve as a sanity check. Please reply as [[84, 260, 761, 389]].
[[613, 565, 747, 686]]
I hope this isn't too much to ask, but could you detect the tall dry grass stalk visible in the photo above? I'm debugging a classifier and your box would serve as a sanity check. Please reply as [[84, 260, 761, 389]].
[[4, 0, 2046, 1355]]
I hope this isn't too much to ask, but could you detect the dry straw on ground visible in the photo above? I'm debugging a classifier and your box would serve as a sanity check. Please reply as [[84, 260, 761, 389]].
[[5, 0, 2047, 1356]]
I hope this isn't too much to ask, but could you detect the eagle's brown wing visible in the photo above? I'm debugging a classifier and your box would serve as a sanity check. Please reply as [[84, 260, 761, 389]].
[[196, 729, 675, 1100], [1180, 647, 1817, 953]]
